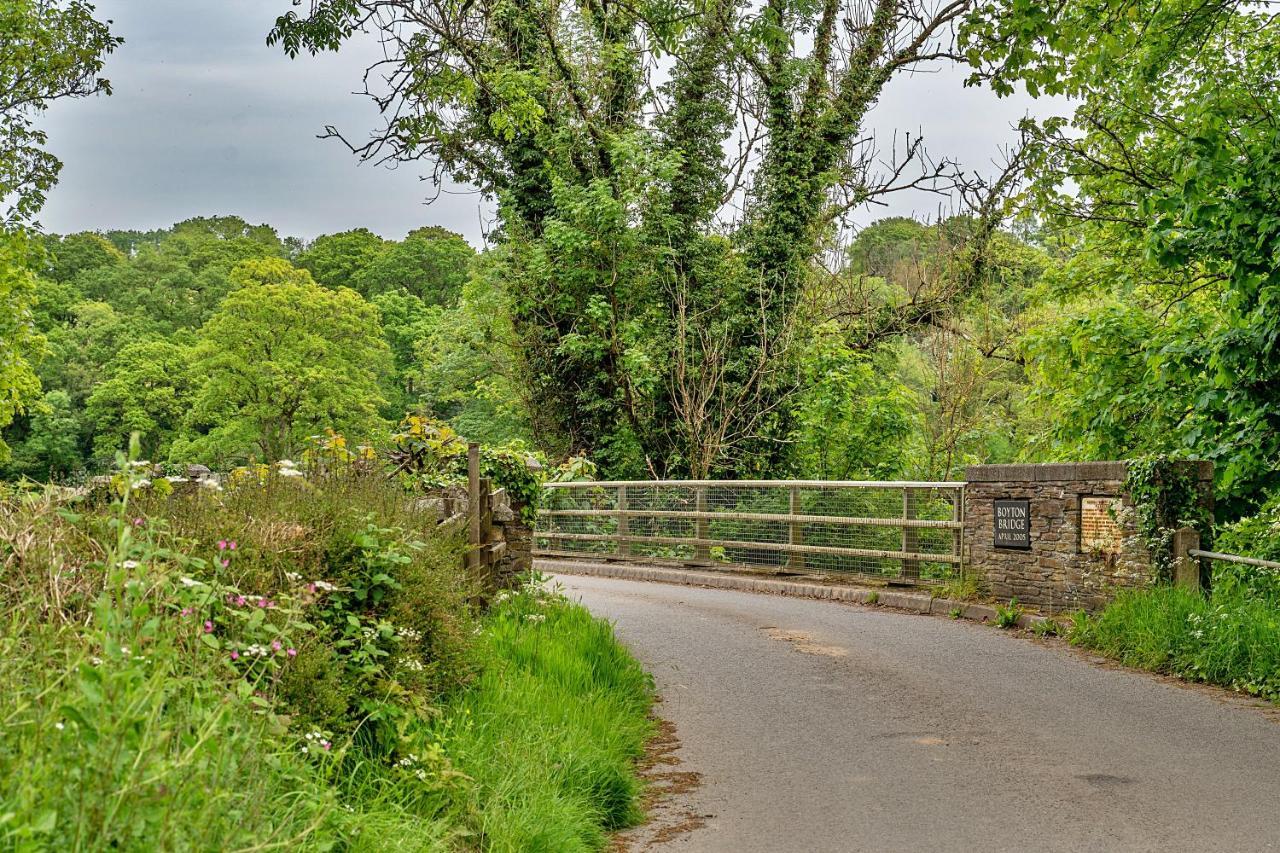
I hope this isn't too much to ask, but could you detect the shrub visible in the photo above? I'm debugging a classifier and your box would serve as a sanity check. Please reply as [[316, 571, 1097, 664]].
[[0, 459, 653, 849], [994, 599, 1023, 629]]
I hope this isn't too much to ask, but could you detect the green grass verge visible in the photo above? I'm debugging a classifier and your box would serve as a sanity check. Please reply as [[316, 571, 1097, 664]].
[[1070, 581, 1280, 701]]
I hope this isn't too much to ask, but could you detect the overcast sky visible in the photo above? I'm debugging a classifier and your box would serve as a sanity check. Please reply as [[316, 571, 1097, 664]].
[[38, 1, 1054, 247]]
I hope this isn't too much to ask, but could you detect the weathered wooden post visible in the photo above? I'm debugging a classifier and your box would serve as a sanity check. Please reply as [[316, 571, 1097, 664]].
[[901, 487, 920, 580], [467, 442, 481, 574], [1172, 526, 1201, 592], [616, 484, 631, 557], [694, 485, 710, 561], [788, 485, 805, 571]]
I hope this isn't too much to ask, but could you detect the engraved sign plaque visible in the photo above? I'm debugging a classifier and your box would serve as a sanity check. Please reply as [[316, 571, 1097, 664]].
[[994, 499, 1031, 549], [1081, 496, 1122, 554]]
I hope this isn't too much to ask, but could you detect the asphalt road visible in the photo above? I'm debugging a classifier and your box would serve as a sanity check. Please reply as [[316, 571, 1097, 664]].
[[553, 573, 1280, 853]]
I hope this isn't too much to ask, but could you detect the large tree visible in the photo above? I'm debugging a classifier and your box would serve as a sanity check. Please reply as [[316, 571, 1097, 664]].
[[271, 0, 1003, 476], [176, 259, 393, 464], [966, 0, 1280, 511], [0, 0, 119, 462]]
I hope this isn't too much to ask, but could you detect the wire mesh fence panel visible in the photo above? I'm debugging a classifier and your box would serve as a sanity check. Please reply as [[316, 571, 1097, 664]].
[[536, 480, 965, 584]]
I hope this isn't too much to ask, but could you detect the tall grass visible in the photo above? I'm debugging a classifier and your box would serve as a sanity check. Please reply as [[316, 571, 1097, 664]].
[[0, 472, 653, 850], [1071, 571, 1280, 700]]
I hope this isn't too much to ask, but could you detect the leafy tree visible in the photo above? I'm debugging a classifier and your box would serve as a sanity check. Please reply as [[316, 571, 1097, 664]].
[[967, 0, 1280, 512], [85, 340, 195, 465], [353, 228, 473, 304], [371, 290, 438, 412], [0, 232, 44, 463], [0, 0, 118, 462], [0, 0, 121, 223], [297, 228, 386, 291], [177, 259, 393, 464], [3, 389, 82, 480], [270, 0, 992, 477], [41, 231, 124, 281]]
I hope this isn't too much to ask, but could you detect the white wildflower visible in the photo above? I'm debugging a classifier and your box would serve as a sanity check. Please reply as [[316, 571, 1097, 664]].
[[55, 722, 65, 731], [166, 476, 188, 484], [399, 656, 425, 672], [395, 626, 422, 641], [313, 580, 338, 592], [179, 576, 201, 587], [524, 613, 546, 624], [278, 468, 304, 478], [121, 560, 140, 570]]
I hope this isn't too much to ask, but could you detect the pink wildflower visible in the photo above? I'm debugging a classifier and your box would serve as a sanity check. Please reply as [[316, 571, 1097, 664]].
[[203, 620, 214, 634], [307, 583, 316, 594], [230, 650, 239, 661], [133, 517, 144, 527], [257, 598, 268, 608], [271, 640, 281, 652], [321, 740, 331, 751], [220, 558, 230, 568], [236, 595, 246, 606], [217, 540, 227, 551], [229, 541, 237, 551], [287, 648, 297, 657], [180, 607, 192, 617]]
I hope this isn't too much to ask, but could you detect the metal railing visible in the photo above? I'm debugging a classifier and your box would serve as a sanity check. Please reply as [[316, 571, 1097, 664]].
[[535, 480, 965, 584], [1190, 549, 1280, 572]]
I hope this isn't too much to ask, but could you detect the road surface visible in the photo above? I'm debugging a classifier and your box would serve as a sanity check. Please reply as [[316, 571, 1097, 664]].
[[554, 572, 1280, 853]]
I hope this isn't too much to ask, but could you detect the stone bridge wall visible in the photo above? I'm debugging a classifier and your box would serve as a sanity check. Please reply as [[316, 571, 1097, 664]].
[[964, 461, 1213, 613]]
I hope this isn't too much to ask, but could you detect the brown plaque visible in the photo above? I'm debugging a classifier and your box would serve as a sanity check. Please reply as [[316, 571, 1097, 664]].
[[1081, 496, 1122, 554]]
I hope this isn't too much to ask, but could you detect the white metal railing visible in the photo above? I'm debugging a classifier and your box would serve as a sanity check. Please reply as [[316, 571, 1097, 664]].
[[1190, 549, 1280, 572], [535, 479, 965, 584]]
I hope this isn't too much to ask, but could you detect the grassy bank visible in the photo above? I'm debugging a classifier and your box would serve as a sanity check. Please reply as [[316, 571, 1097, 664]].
[[0, 469, 652, 850], [1070, 571, 1280, 701]]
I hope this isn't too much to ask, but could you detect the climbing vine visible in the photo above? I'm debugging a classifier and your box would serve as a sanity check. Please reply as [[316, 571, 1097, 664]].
[[1124, 455, 1212, 580]]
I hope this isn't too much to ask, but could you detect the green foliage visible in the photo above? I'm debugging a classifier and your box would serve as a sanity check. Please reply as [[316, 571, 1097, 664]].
[[1124, 455, 1212, 580], [354, 227, 474, 304], [176, 259, 392, 464], [0, 455, 652, 847], [0, 0, 121, 222], [1071, 584, 1280, 702], [1030, 618, 1061, 638], [297, 227, 387, 291], [968, 2, 1280, 513], [0, 230, 44, 463], [1216, 492, 1280, 566], [994, 599, 1023, 630], [84, 340, 195, 465]]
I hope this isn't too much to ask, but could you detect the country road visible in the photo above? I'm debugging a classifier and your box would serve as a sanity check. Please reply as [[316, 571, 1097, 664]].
[[552, 572, 1280, 853]]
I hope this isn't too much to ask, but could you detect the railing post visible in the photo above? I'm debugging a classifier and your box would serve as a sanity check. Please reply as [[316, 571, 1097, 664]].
[[901, 487, 920, 580], [467, 442, 481, 574], [616, 485, 631, 557], [953, 486, 964, 577], [1172, 526, 1201, 591], [694, 485, 710, 561], [788, 486, 804, 571]]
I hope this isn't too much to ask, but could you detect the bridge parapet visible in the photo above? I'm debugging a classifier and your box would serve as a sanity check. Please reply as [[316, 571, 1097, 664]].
[[965, 461, 1213, 612]]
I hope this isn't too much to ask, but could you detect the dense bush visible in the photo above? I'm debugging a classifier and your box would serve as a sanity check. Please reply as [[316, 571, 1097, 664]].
[[0, 464, 653, 849]]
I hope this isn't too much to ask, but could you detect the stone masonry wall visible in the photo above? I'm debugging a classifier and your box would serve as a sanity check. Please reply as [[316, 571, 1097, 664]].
[[964, 461, 1213, 613]]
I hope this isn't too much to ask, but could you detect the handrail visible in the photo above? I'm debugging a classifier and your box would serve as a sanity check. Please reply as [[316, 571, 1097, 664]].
[[545, 479, 967, 489], [1189, 549, 1280, 572], [535, 478, 966, 584]]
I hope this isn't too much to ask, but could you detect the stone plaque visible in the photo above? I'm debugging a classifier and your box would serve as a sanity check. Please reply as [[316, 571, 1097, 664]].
[[994, 499, 1031, 549], [1081, 496, 1122, 554]]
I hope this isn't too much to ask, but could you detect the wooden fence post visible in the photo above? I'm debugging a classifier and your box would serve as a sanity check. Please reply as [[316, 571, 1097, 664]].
[[467, 443, 481, 575], [901, 487, 920, 580], [694, 486, 710, 561], [1172, 526, 1201, 591], [616, 485, 631, 557], [788, 486, 805, 571]]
